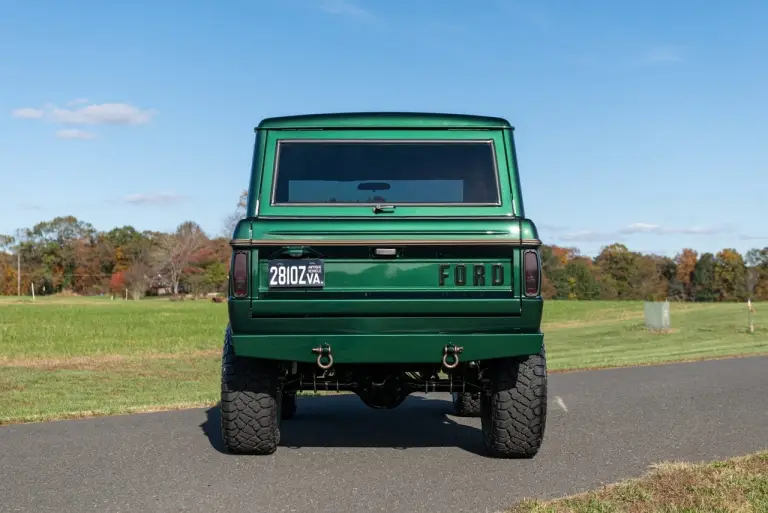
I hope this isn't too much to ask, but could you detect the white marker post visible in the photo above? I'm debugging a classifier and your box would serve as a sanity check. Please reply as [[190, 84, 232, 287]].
[[748, 299, 755, 333], [31, 283, 35, 302]]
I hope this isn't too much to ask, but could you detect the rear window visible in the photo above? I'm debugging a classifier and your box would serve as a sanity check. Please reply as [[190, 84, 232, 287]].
[[271, 140, 500, 205]]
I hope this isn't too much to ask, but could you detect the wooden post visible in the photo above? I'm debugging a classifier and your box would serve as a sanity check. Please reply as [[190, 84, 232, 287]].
[[747, 299, 755, 333], [31, 282, 35, 302]]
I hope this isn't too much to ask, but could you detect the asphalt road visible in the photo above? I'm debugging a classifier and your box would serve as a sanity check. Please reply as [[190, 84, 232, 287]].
[[2, 356, 767, 513]]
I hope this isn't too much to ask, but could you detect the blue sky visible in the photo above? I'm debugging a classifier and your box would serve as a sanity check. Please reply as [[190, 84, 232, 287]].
[[1, 0, 767, 257]]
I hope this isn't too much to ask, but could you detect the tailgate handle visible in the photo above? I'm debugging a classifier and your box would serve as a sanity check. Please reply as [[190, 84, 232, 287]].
[[372, 204, 396, 214], [373, 248, 398, 257]]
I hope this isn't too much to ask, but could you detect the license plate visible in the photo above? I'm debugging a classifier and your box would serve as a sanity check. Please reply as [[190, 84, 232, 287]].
[[267, 259, 325, 288]]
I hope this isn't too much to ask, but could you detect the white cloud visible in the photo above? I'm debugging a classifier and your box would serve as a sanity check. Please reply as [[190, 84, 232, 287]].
[[11, 101, 156, 126], [124, 192, 185, 206], [554, 222, 722, 243], [51, 103, 156, 125], [56, 128, 97, 140], [11, 107, 45, 119], [618, 223, 719, 235], [67, 98, 90, 106], [740, 234, 768, 241]]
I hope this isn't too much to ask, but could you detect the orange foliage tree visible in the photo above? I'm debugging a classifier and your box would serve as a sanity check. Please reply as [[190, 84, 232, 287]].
[[675, 248, 698, 299]]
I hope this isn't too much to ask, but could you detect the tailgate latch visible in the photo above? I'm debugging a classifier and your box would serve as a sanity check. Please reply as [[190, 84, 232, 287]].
[[442, 344, 464, 370], [311, 344, 334, 370], [372, 204, 396, 214]]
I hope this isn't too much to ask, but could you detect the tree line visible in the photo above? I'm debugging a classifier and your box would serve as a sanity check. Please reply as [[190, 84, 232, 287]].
[[540, 243, 768, 301], [1, 213, 767, 301], [0, 216, 230, 299]]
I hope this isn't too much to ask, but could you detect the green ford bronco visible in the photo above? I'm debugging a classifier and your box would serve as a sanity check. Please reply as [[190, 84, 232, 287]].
[[223, 112, 547, 458]]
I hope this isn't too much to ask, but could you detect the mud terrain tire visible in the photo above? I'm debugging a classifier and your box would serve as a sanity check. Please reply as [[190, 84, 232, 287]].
[[480, 346, 547, 458], [452, 391, 481, 417], [220, 325, 281, 455]]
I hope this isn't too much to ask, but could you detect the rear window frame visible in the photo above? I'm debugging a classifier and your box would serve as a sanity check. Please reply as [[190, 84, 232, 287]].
[[254, 128, 518, 218], [269, 138, 502, 207]]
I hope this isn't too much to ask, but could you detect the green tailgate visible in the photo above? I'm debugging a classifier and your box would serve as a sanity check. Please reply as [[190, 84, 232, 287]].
[[228, 218, 544, 363]]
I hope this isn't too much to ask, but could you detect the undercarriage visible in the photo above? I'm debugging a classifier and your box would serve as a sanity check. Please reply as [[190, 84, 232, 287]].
[[280, 362, 483, 410]]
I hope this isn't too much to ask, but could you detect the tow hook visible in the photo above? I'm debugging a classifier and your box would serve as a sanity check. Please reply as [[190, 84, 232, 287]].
[[311, 343, 334, 370], [442, 344, 464, 370]]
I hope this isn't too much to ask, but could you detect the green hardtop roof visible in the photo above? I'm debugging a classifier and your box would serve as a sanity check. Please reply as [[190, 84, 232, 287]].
[[256, 112, 513, 130]]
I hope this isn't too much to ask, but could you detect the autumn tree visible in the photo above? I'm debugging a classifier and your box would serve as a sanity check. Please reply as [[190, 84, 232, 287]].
[[155, 221, 208, 295], [182, 240, 230, 296], [0, 234, 16, 295], [109, 271, 126, 296], [71, 234, 115, 294], [105, 226, 147, 273], [633, 254, 665, 300], [674, 248, 698, 300], [564, 258, 600, 299], [594, 244, 641, 299], [745, 247, 768, 299], [21, 216, 96, 294], [713, 248, 748, 301], [656, 256, 684, 300], [540, 273, 557, 299], [122, 235, 161, 300], [540, 244, 577, 299]]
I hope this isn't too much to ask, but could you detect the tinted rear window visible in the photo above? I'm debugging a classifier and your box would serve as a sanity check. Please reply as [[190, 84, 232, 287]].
[[271, 140, 500, 205]]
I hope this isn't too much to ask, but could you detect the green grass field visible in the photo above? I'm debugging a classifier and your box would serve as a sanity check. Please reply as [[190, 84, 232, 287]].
[[0, 296, 766, 424]]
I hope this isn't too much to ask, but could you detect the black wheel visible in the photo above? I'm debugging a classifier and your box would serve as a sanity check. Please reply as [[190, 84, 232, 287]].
[[480, 345, 547, 458], [452, 391, 481, 417], [220, 324, 282, 455], [281, 391, 297, 419]]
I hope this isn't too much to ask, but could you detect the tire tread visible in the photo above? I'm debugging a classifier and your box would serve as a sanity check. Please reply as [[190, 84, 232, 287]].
[[453, 392, 481, 417], [220, 325, 281, 455], [481, 346, 547, 458]]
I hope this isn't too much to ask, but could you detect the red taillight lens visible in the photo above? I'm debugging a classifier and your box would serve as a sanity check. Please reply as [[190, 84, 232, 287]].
[[232, 251, 248, 297], [523, 250, 540, 297]]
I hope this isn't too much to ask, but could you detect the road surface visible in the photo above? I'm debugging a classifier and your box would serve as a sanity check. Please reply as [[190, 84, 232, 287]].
[[1, 356, 767, 513]]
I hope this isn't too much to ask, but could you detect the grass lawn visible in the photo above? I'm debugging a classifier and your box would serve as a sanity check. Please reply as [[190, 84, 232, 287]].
[[0, 296, 766, 424], [509, 450, 768, 513]]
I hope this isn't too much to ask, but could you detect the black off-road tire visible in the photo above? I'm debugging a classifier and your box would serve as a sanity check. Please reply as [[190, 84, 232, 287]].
[[452, 391, 481, 417], [220, 325, 282, 455], [480, 346, 547, 458], [281, 392, 297, 419]]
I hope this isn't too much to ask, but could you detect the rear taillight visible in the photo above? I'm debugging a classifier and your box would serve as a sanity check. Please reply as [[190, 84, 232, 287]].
[[523, 249, 540, 297], [232, 251, 249, 297]]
